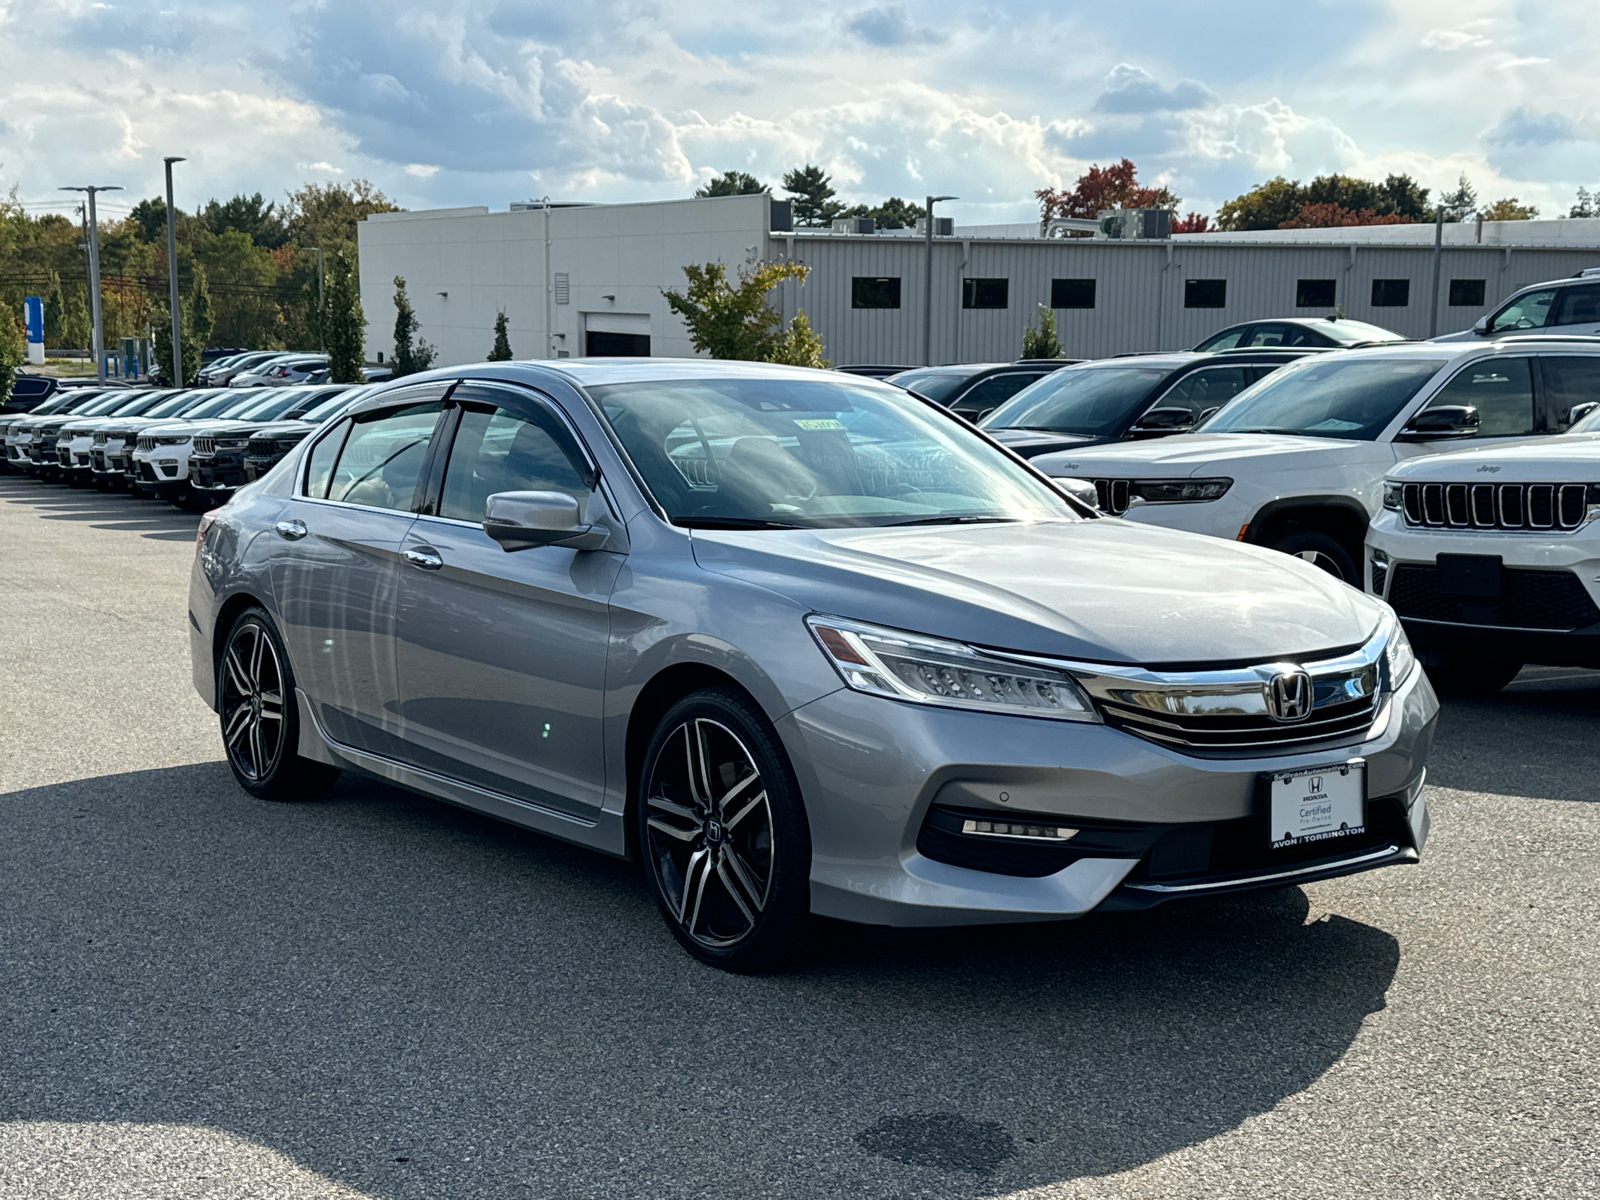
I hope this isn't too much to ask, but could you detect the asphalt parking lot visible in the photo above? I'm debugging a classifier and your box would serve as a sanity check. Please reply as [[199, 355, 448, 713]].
[[1, 473, 1597, 1200]]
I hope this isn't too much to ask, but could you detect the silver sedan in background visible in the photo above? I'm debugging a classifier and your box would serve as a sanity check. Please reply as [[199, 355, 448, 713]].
[[190, 360, 1436, 971]]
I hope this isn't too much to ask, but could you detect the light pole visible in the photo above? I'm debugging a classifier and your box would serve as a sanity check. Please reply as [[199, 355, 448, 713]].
[[923, 194, 957, 366], [60, 185, 121, 382], [164, 157, 185, 384]]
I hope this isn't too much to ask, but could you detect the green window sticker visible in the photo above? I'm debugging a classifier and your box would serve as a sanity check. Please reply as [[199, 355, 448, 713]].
[[793, 418, 845, 431]]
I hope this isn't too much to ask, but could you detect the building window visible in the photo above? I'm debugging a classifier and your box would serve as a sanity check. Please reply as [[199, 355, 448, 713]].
[[1185, 279, 1227, 308], [962, 278, 1009, 309], [1051, 278, 1096, 309], [1450, 279, 1487, 307], [1372, 279, 1411, 307], [852, 277, 901, 309], [1296, 279, 1336, 308]]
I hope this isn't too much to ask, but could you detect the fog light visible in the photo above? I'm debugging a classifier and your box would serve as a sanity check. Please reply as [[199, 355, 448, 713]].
[[960, 819, 1079, 841]]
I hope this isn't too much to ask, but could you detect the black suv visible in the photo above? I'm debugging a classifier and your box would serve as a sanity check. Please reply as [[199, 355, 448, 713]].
[[884, 360, 1080, 420], [978, 348, 1325, 458]]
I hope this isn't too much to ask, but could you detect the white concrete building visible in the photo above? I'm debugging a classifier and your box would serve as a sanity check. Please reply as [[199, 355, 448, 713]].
[[357, 195, 1600, 368]]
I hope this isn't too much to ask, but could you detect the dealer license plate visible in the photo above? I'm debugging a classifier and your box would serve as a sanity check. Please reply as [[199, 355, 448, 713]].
[[1267, 761, 1365, 850]]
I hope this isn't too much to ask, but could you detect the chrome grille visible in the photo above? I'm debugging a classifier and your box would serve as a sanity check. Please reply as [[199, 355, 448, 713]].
[[1093, 478, 1132, 515], [193, 436, 215, 455], [92, 430, 107, 445], [1402, 481, 1591, 531], [136, 435, 156, 451], [1066, 633, 1388, 755]]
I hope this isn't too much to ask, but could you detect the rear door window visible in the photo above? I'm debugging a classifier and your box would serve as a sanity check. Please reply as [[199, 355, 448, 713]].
[[320, 403, 445, 510], [1550, 284, 1600, 328], [1539, 356, 1600, 428], [950, 372, 1046, 416], [1423, 358, 1536, 437], [1148, 367, 1252, 420]]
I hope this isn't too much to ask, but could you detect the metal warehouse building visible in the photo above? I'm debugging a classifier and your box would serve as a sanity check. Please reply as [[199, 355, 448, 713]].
[[357, 193, 1600, 367]]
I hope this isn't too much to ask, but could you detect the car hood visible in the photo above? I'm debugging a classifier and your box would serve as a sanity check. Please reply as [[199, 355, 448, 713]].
[[984, 428, 1104, 456], [690, 518, 1383, 665], [1390, 434, 1600, 481], [1031, 432, 1365, 478], [246, 421, 316, 439]]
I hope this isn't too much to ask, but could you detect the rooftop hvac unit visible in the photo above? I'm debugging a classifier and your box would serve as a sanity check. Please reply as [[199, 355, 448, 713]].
[[769, 198, 794, 232], [1096, 208, 1173, 240], [831, 216, 877, 234], [915, 216, 955, 237]]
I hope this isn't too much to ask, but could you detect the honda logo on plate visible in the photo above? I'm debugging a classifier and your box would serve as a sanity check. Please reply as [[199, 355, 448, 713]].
[[1266, 669, 1314, 723]]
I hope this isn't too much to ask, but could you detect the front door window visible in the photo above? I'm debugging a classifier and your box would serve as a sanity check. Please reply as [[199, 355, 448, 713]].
[[1488, 290, 1556, 333]]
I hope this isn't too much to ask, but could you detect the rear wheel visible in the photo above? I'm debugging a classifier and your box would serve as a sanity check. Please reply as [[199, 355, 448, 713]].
[[218, 607, 340, 800], [1266, 529, 1358, 585], [1426, 655, 1522, 696], [636, 689, 813, 972]]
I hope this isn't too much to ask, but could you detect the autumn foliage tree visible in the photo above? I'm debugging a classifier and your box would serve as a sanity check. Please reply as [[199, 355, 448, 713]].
[[662, 260, 821, 362], [1036, 159, 1180, 225]]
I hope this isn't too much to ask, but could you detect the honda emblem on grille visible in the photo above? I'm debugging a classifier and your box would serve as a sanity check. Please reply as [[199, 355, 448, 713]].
[[1265, 669, 1314, 723]]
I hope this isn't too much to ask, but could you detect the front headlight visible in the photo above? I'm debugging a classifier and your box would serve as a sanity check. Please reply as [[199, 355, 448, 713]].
[[1130, 477, 1232, 504], [158, 435, 191, 446], [806, 616, 1100, 722], [1382, 481, 1404, 510], [1383, 618, 1416, 690]]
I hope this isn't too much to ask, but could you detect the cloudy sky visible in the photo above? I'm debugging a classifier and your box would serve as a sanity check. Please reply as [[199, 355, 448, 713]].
[[1, 0, 1595, 227]]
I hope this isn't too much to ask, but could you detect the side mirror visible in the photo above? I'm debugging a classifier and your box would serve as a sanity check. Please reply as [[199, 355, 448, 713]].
[[1196, 405, 1222, 425], [1131, 406, 1195, 434], [1055, 476, 1100, 511], [1399, 405, 1480, 440], [1473, 315, 1492, 336], [482, 490, 607, 551], [1567, 401, 1599, 427]]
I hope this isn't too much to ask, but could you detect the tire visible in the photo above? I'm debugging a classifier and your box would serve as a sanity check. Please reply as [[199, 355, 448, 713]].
[[217, 607, 340, 801], [636, 688, 813, 973], [1266, 529, 1359, 585], [1426, 655, 1523, 696]]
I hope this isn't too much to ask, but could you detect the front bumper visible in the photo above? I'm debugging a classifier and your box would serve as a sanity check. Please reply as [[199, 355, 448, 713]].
[[779, 664, 1436, 927], [1368, 516, 1600, 668]]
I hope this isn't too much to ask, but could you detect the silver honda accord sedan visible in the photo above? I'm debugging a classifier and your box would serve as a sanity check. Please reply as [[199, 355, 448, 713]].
[[189, 360, 1437, 971]]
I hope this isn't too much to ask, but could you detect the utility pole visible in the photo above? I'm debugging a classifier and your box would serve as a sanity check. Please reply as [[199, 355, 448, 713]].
[[60, 184, 122, 383], [310, 247, 325, 347], [922, 195, 957, 366], [164, 157, 186, 384], [1429, 206, 1445, 339]]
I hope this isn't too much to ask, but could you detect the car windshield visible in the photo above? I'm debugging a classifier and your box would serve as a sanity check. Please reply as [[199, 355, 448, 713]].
[[1318, 320, 1406, 345], [885, 370, 969, 403], [298, 390, 356, 422], [170, 392, 241, 419], [233, 390, 319, 421], [980, 366, 1169, 435], [1200, 357, 1447, 440], [142, 391, 202, 419], [21, 394, 78, 417], [591, 375, 1078, 529], [77, 393, 141, 417]]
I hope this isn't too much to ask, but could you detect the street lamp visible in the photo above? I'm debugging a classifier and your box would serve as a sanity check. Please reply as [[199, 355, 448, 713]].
[[164, 157, 186, 384], [60, 184, 122, 382], [923, 194, 957, 366]]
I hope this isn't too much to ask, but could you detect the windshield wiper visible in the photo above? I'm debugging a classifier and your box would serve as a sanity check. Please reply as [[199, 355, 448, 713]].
[[882, 515, 1015, 527], [676, 517, 809, 530]]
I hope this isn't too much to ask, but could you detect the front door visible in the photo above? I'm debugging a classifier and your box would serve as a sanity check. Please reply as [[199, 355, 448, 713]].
[[392, 384, 620, 815], [269, 394, 448, 757]]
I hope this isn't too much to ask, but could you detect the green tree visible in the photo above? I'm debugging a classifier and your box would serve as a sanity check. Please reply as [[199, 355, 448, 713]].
[[1021, 305, 1063, 359], [390, 275, 435, 376], [1439, 174, 1478, 222], [1216, 177, 1308, 230], [0, 304, 25, 408], [662, 259, 811, 360], [284, 180, 400, 252], [42, 273, 63, 346], [867, 197, 925, 229], [1570, 187, 1598, 219], [195, 229, 279, 347], [152, 263, 214, 385], [1217, 172, 1432, 230], [487, 310, 513, 361], [1482, 198, 1539, 221], [204, 193, 288, 248], [782, 165, 842, 226], [191, 261, 214, 351], [62, 286, 90, 350], [695, 170, 768, 197], [767, 309, 830, 368], [324, 252, 366, 384]]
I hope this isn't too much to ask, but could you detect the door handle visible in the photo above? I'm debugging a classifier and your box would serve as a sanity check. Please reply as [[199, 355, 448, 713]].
[[403, 546, 443, 570], [274, 519, 307, 541]]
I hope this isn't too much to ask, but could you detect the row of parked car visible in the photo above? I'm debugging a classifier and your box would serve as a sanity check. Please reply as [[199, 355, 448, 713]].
[[881, 323, 1600, 695], [1, 381, 365, 508], [195, 350, 393, 388]]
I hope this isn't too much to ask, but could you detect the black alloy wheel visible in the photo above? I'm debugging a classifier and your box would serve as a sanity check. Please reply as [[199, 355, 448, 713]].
[[638, 689, 812, 972], [218, 608, 340, 800], [1267, 529, 1358, 585]]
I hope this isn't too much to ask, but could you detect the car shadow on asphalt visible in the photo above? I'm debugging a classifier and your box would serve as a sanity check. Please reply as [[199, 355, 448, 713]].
[[1427, 665, 1600, 803], [0, 761, 1400, 1199], [1, 476, 199, 537]]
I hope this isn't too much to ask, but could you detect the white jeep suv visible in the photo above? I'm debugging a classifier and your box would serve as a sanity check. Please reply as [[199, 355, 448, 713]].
[[1030, 338, 1600, 585], [1366, 405, 1600, 693]]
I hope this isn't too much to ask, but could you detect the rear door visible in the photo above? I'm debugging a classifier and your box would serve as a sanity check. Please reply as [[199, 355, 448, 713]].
[[268, 386, 451, 757], [1547, 284, 1600, 338], [391, 382, 621, 816], [1537, 355, 1600, 429]]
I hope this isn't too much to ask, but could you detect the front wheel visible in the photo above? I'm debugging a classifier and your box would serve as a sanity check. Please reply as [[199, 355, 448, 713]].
[[218, 607, 340, 801], [1266, 529, 1358, 585], [636, 689, 813, 972]]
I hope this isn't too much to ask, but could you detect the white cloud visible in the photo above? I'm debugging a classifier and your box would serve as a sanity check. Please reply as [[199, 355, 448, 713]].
[[1421, 29, 1491, 51], [404, 163, 441, 178]]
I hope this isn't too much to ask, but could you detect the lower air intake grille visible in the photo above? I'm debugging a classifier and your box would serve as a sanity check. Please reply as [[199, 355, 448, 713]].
[[1389, 564, 1600, 630]]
